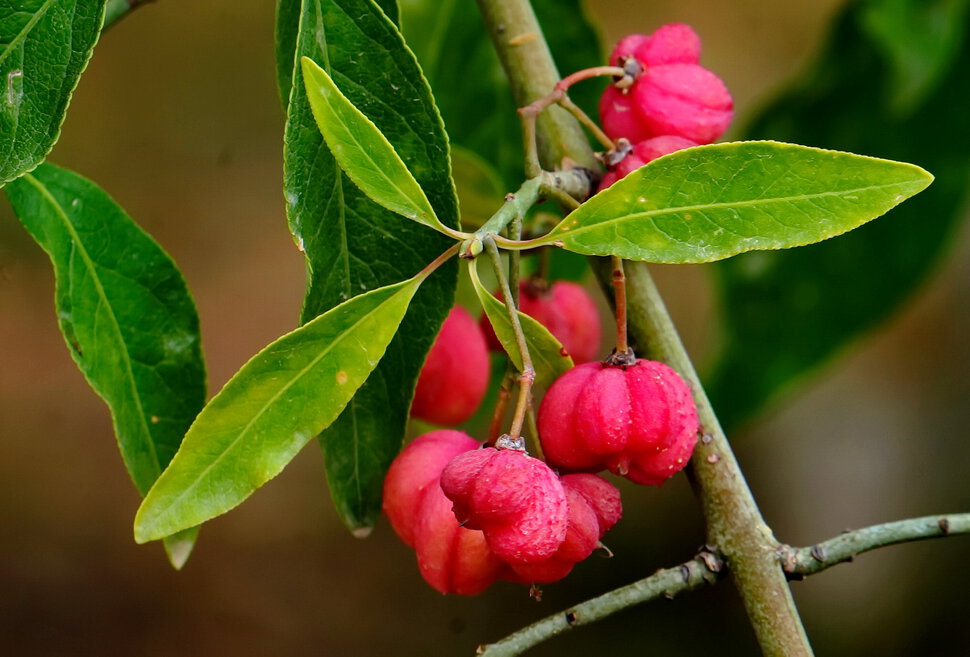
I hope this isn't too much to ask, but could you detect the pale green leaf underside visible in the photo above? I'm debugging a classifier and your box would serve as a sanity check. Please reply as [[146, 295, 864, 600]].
[[134, 275, 423, 543], [300, 56, 446, 234], [542, 141, 933, 264], [468, 261, 572, 387]]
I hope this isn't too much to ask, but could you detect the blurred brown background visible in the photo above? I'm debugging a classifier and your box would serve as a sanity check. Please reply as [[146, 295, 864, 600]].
[[1, 1, 967, 655]]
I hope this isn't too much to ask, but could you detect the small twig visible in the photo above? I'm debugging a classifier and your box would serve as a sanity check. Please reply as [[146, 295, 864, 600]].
[[477, 549, 724, 657], [557, 95, 615, 151], [780, 513, 970, 578], [478, 513, 970, 656], [484, 237, 535, 441]]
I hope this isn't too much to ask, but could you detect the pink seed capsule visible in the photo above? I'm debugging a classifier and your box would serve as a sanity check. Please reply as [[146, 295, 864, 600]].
[[537, 360, 699, 485], [440, 445, 569, 565], [600, 24, 733, 145]]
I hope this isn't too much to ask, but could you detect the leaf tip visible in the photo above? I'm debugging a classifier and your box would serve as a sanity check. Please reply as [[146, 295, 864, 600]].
[[351, 525, 375, 539]]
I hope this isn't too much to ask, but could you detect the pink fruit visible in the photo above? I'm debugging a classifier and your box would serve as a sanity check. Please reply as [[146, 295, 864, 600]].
[[412, 306, 490, 426], [382, 430, 478, 546], [598, 135, 699, 190], [382, 430, 504, 595], [440, 445, 569, 565], [600, 24, 732, 145], [537, 360, 699, 485], [481, 280, 601, 364], [508, 473, 622, 584]]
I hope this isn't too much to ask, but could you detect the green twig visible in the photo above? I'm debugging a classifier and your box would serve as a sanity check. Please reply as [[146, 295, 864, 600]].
[[780, 513, 970, 578], [477, 549, 725, 656], [478, 513, 970, 656], [484, 237, 534, 441]]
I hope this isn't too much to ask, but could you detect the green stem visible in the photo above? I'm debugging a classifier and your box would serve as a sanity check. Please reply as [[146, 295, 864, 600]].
[[613, 263, 812, 655], [485, 237, 535, 442], [478, 550, 725, 657], [478, 512, 970, 656], [780, 513, 970, 577], [477, 1, 813, 655], [474, 0, 599, 173]]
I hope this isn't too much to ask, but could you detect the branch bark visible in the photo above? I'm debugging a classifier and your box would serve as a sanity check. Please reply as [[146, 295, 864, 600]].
[[479, 513, 970, 656], [780, 513, 970, 578], [475, 1, 812, 654]]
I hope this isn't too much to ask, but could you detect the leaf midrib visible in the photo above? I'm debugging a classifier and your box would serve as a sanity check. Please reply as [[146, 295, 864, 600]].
[[0, 0, 57, 66], [549, 179, 924, 242], [23, 171, 162, 479]]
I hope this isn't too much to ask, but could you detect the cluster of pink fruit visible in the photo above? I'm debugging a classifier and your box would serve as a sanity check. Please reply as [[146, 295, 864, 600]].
[[598, 23, 733, 189], [388, 286, 698, 594], [381, 26, 717, 595]]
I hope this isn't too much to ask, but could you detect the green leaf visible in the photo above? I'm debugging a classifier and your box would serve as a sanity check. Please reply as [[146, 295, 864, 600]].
[[861, 0, 968, 114], [4, 162, 206, 568], [400, 0, 602, 187], [274, 0, 301, 111], [281, 0, 458, 533], [706, 3, 970, 430], [541, 141, 932, 264], [134, 275, 423, 543], [468, 260, 572, 388], [0, 0, 106, 185], [300, 56, 447, 233], [275, 0, 400, 113]]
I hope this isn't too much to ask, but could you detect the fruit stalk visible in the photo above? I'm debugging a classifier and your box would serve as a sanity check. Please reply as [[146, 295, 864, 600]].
[[484, 236, 535, 441], [477, 0, 812, 654]]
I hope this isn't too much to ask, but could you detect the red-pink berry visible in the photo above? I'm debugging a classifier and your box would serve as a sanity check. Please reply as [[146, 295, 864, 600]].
[[508, 473, 622, 584], [481, 280, 601, 364], [412, 306, 490, 426], [537, 360, 699, 485], [412, 479, 505, 595], [440, 445, 569, 565], [600, 24, 732, 145], [382, 430, 504, 595], [382, 430, 479, 547], [631, 63, 732, 144], [598, 135, 699, 191]]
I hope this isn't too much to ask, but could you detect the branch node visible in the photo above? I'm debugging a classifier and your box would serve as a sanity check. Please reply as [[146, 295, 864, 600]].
[[810, 544, 826, 563], [938, 517, 951, 535], [564, 611, 579, 627]]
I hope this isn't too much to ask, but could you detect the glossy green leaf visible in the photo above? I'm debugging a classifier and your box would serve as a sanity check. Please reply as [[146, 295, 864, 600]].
[[468, 260, 572, 388], [281, 0, 457, 534], [300, 57, 446, 233], [274, 0, 301, 110], [275, 0, 399, 112], [400, 0, 602, 187], [707, 4, 970, 430], [541, 141, 932, 264], [4, 162, 206, 567], [0, 0, 105, 185], [134, 275, 424, 543]]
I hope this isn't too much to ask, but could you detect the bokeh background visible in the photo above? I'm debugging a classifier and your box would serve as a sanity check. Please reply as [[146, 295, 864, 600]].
[[1, 0, 967, 655]]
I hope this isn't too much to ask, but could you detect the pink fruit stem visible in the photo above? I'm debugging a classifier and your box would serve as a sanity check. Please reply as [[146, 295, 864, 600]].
[[518, 66, 625, 175], [611, 255, 630, 357]]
